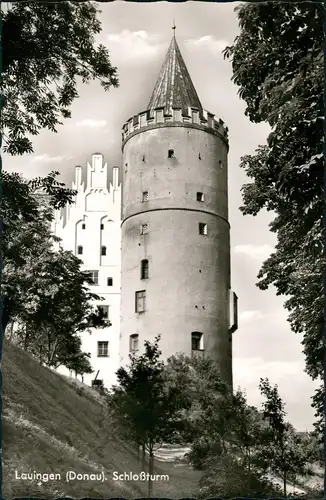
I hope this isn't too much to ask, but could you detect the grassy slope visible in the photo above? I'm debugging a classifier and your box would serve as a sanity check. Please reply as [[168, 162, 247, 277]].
[[2, 341, 201, 499]]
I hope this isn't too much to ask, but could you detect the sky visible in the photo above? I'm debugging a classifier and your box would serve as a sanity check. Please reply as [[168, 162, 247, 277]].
[[4, 1, 319, 430]]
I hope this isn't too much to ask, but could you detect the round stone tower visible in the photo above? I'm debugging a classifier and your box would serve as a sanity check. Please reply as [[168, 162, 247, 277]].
[[120, 33, 237, 386]]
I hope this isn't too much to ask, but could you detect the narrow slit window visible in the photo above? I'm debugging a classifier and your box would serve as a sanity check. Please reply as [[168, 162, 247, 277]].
[[168, 149, 175, 158], [135, 290, 146, 313], [141, 259, 149, 280], [199, 223, 208, 235], [82, 223, 86, 229], [130, 334, 139, 353], [107, 277, 113, 286], [77, 245, 83, 255], [101, 246, 107, 256], [191, 332, 203, 351], [197, 192, 204, 202], [100, 223, 104, 230], [140, 224, 148, 235], [141, 191, 149, 203]]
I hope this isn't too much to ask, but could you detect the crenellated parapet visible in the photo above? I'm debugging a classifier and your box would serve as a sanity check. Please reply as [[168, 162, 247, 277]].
[[122, 106, 229, 148]]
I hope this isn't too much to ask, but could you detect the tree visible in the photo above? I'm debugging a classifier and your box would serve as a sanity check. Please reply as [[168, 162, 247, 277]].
[[165, 356, 278, 497], [224, 1, 324, 433], [109, 336, 180, 497], [1, 1, 118, 154], [1, 170, 76, 333], [164, 353, 231, 451], [259, 378, 310, 497]]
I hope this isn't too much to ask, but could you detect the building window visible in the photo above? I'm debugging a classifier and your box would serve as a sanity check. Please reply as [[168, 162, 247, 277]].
[[107, 277, 113, 286], [168, 149, 175, 158], [135, 290, 146, 313], [77, 245, 83, 255], [197, 192, 204, 202], [191, 332, 203, 351], [141, 259, 149, 280], [100, 223, 104, 230], [98, 305, 109, 321], [89, 270, 99, 285], [199, 223, 208, 235], [130, 334, 139, 353], [141, 191, 149, 202], [97, 341, 109, 357], [82, 223, 86, 229], [140, 224, 148, 235], [101, 246, 107, 256]]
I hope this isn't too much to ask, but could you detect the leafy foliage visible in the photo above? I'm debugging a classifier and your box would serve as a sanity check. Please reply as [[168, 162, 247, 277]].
[[165, 356, 319, 498], [109, 336, 181, 496], [1, 171, 108, 372], [258, 378, 313, 497], [1, 1, 118, 154], [224, 1, 324, 431]]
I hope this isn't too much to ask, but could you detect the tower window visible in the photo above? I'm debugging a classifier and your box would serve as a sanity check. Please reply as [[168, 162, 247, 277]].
[[142, 155, 146, 162], [130, 334, 139, 353], [168, 149, 175, 158], [199, 223, 208, 235], [141, 191, 149, 203], [82, 223, 86, 229], [141, 259, 149, 280], [101, 246, 107, 256], [197, 192, 204, 202], [77, 245, 83, 255], [89, 270, 99, 285], [100, 223, 104, 230], [191, 332, 203, 351], [107, 277, 113, 286], [140, 224, 148, 235], [97, 341, 109, 357], [98, 305, 109, 321], [135, 290, 146, 313], [198, 153, 201, 160]]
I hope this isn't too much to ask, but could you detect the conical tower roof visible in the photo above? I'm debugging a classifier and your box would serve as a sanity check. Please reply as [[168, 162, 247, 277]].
[[147, 33, 203, 117]]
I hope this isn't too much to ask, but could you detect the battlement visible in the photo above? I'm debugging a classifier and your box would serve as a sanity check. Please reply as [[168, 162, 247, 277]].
[[122, 106, 229, 147]]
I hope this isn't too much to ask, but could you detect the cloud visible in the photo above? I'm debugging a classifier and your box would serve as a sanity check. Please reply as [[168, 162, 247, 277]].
[[239, 310, 264, 322], [106, 30, 162, 62], [233, 244, 274, 261], [75, 119, 108, 129], [31, 154, 71, 163], [185, 35, 229, 56]]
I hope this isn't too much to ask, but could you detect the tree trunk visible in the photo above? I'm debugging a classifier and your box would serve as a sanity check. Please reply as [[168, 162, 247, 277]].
[[283, 472, 287, 498], [148, 448, 154, 498], [247, 447, 251, 491], [141, 443, 146, 470], [48, 337, 58, 365], [1, 297, 11, 337]]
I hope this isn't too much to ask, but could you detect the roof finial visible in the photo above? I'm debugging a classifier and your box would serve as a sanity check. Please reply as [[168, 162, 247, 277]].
[[172, 20, 176, 38]]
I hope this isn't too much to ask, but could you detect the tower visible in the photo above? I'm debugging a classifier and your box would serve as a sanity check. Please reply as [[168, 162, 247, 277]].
[[120, 33, 237, 386]]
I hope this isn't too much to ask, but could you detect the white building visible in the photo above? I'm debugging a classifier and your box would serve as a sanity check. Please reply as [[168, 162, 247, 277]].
[[53, 153, 121, 389]]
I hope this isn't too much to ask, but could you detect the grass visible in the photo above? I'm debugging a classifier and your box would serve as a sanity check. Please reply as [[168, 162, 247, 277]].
[[2, 340, 202, 499]]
